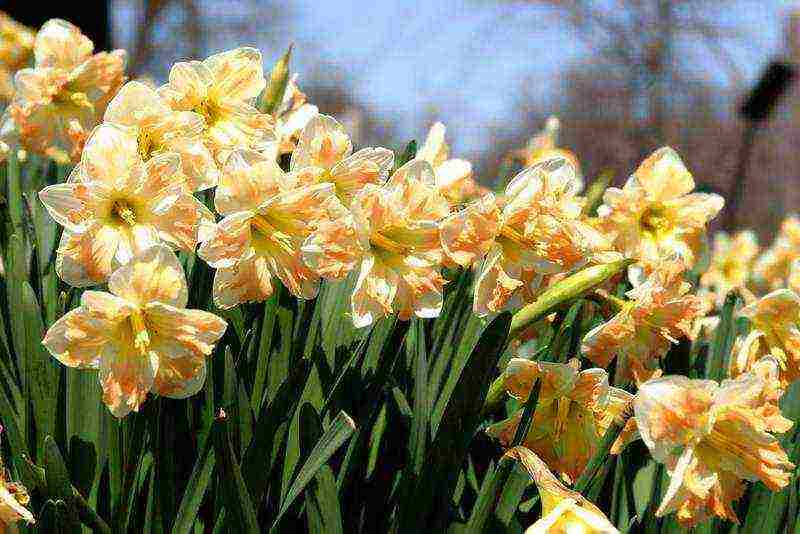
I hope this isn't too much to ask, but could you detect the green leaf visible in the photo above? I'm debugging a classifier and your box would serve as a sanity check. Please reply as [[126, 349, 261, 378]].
[[172, 420, 217, 534], [394, 140, 418, 170], [705, 291, 738, 381], [44, 436, 74, 502], [272, 410, 356, 530], [214, 410, 260, 534]]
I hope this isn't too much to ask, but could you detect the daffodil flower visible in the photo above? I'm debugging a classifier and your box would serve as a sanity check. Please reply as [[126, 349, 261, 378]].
[[0, 12, 35, 103], [738, 288, 800, 387], [39, 124, 214, 286], [597, 147, 723, 270], [634, 369, 794, 527], [753, 215, 800, 291], [512, 116, 582, 181], [582, 260, 704, 383], [290, 114, 394, 205], [198, 148, 354, 308], [1, 18, 126, 163], [699, 230, 758, 307], [158, 47, 275, 163], [104, 80, 218, 191], [416, 121, 485, 206], [441, 158, 606, 316], [43, 246, 227, 417], [0, 436, 34, 530], [487, 358, 633, 482], [506, 446, 618, 533], [304, 159, 450, 327], [273, 74, 318, 155]]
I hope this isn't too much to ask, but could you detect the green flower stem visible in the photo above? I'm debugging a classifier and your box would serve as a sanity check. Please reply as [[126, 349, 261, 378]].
[[573, 408, 632, 494]]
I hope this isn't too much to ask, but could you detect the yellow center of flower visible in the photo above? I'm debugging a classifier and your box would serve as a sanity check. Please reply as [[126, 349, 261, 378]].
[[640, 203, 672, 241], [370, 231, 410, 256], [193, 99, 219, 127], [112, 200, 137, 226], [250, 214, 296, 256], [137, 129, 158, 160], [129, 310, 150, 355]]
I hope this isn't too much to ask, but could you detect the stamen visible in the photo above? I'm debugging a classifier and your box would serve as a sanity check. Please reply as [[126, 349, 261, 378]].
[[130, 311, 150, 355], [113, 201, 137, 226]]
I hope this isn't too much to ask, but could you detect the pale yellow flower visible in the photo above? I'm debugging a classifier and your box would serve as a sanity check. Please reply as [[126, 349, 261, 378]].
[[440, 158, 603, 316], [597, 147, 723, 270], [753, 215, 800, 291], [582, 260, 704, 383], [416, 121, 486, 206], [738, 288, 800, 387], [104, 80, 218, 191], [487, 358, 633, 482], [304, 160, 450, 327], [699, 231, 758, 308], [513, 116, 582, 180], [273, 74, 318, 155], [0, 445, 34, 530], [43, 245, 227, 417], [198, 149, 354, 308], [157, 47, 275, 163], [290, 114, 394, 205], [634, 370, 794, 527], [0, 11, 35, 102], [38, 124, 214, 286], [506, 447, 618, 534], [2, 19, 126, 163]]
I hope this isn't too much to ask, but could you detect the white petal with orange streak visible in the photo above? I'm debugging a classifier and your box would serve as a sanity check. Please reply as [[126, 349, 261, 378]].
[[108, 245, 188, 307], [146, 303, 226, 360], [104, 81, 170, 128], [212, 255, 274, 309], [42, 291, 133, 368], [198, 211, 254, 268], [329, 147, 394, 202], [203, 47, 265, 102], [291, 114, 352, 171], [351, 254, 399, 328], [630, 147, 695, 202], [34, 19, 93, 69], [39, 182, 89, 231], [98, 341, 158, 418], [439, 193, 499, 267], [56, 224, 120, 287], [81, 124, 141, 190], [216, 148, 286, 215], [473, 244, 523, 317]]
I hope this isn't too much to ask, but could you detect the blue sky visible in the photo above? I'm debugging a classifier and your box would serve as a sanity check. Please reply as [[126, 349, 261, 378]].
[[112, 0, 795, 157]]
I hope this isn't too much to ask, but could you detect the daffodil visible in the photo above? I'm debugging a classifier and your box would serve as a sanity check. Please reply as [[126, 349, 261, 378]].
[[597, 147, 723, 270], [416, 121, 485, 206], [0, 11, 35, 102], [753, 215, 800, 291], [290, 114, 394, 204], [738, 288, 800, 387], [157, 47, 275, 163], [513, 116, 581, 179], [198, 148, 354, 308], [1, 19, 126, 163], [39, 124, 214, 286], [303, 159, 450, 327], [486, 358, 633, 482], [582, 260, 704, 383], [0, 441, 34, 530], [506, 447, 618, 533], [634, 370, 794, 527], [699, 230, 758, 307], [104, 80, 218, 191], [43, 245, 227, 417], [440, 158, 605, 316], [273, 74, 318, 155]]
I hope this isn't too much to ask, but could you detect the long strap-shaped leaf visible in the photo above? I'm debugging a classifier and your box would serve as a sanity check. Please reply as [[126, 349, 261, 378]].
[[271, 410, 356, 531]]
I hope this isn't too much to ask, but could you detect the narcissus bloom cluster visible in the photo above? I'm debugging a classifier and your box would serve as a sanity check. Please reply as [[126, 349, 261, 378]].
[[0, 13, 797, 530]]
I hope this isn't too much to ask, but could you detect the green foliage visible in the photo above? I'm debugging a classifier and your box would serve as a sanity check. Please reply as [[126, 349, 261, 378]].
[[1, 151, 798, 534]]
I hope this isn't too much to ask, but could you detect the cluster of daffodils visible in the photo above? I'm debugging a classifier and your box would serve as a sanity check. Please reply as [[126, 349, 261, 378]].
[[0, 13, 798, 531]]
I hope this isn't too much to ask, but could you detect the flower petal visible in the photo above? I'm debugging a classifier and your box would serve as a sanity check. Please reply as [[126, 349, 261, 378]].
[[212, 255, 274, 309], [198, 211, 254, 268], [108, 244, 188, 307]]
